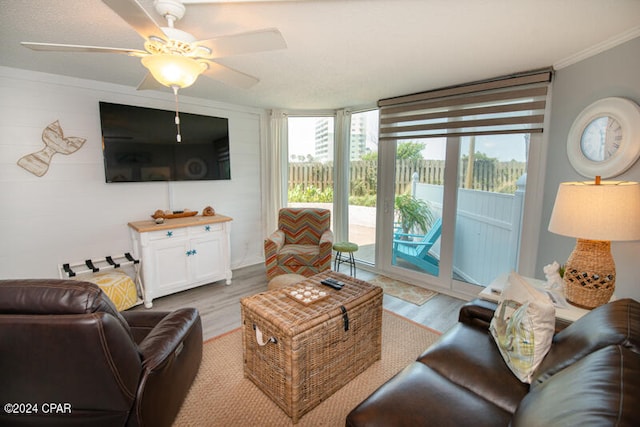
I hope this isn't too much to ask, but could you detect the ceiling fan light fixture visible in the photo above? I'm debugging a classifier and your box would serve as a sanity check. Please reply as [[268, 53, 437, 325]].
[[141, 54, 207, 89], [22, 0, 284, 91]]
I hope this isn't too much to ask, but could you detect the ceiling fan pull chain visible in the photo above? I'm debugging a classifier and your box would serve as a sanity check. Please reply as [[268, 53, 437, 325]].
[[173, 85, 182, 143]]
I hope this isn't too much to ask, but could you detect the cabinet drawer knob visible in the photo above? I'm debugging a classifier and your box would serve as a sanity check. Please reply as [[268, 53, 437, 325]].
[[205, 225, 211, 232], [166, 231, 173, 237]]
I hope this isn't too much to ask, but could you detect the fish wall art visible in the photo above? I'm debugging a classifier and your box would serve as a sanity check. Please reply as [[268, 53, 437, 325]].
[[17, 120, 86, 177]]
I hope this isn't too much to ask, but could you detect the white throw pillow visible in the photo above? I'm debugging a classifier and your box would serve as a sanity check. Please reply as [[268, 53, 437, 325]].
[[489, 272, 555, 383]]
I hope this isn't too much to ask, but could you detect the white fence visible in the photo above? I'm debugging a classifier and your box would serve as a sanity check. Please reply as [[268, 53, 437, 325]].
[[413, 175, 526, 285]]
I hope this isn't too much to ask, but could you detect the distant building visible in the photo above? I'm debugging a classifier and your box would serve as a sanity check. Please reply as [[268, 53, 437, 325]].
[[314, 115, 368, 162], [350, 114, 367, 160], [314, 118, 333, 162]]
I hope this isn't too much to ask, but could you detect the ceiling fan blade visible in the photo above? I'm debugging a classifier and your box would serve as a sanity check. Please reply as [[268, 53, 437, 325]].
[[203, 61, 259, 88], [21, 42, 146, 56], [196, 28, 286, 58], [136, 72, 166, 90], [102, 0, 166, 41]]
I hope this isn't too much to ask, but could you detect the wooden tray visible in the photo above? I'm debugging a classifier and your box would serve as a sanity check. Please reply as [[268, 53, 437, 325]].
[[284, 284, 330, 305], [151, 210, 198, 220]]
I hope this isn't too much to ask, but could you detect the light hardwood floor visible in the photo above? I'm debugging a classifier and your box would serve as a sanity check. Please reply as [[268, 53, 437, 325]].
[[132, 264, 467, 340]]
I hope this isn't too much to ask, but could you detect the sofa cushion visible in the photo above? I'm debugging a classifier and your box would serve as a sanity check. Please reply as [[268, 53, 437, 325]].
[[512, 345, 640, 426], [533, 298, 640, 384], [418, 322, 529, 414], [346, 362, 513, 427], [489, 272, 555, 383]]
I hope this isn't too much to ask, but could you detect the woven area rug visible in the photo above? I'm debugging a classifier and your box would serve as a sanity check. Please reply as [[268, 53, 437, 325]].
[[174, 310, 440, 426], [368, 275, 437, 305]]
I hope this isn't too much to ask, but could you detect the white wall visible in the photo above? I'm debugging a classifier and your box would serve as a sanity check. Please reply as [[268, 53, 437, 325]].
[[536, 37, 640, 300], [0, 66, 265, 279]]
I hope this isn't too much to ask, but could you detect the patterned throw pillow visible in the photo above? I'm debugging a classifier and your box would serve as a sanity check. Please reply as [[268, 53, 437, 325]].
[[78, 271, 139, 311], [490, 272, 555, 383]]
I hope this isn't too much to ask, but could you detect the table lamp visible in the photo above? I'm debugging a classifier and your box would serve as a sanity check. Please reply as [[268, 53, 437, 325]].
[[548, 177, 640, 309]]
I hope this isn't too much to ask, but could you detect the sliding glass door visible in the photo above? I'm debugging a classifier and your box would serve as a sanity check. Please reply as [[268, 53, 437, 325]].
[[381, 133, 534, 293], [377, 69, 551, 295]]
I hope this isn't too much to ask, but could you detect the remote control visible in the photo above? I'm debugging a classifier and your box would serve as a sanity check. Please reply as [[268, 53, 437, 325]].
[[324, 278, 345, 286], [320, 280, 343, 290]]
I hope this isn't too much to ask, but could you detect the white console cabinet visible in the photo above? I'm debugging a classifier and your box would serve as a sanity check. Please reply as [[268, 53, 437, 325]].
[[128, 214, 232, 308]]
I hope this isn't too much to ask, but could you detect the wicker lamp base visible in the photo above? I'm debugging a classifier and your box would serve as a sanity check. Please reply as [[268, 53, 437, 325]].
[[563, 239, 615, 309]]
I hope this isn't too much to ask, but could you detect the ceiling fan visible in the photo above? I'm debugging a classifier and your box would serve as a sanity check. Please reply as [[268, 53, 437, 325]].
[[21, 0, 288, 91]]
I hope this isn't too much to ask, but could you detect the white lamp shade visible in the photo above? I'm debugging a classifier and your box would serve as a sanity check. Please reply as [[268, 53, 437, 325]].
[[141, 54, 207, 89], [548, 181, 640, 241]]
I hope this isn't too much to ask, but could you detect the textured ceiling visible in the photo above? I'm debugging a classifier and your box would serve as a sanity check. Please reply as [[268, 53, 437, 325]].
[[1, 0, 639, 110]]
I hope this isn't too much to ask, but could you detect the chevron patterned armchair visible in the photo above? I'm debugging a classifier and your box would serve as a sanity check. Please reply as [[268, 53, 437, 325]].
[[264, 208, 333, 280]]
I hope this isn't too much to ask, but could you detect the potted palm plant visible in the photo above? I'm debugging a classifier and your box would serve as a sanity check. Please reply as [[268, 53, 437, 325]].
[[394, 193, 435, 236]]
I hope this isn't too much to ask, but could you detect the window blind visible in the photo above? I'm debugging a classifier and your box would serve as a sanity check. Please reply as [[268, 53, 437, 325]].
[[378, 68, 553, 141]]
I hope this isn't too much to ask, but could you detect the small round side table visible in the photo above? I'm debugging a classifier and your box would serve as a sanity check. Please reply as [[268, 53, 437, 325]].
[[333, 242, 359, 277]]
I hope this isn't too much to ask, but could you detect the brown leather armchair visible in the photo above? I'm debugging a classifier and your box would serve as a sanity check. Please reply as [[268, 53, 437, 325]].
[[0, 279, 203, 427]]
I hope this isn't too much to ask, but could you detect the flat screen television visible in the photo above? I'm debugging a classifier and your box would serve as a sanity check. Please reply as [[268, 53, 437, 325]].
[[99, 102, 230, 182]]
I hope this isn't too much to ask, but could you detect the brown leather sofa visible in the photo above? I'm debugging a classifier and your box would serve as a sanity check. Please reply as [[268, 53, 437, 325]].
[[0, 279, 203, 427], [347, 298, 640, 426]]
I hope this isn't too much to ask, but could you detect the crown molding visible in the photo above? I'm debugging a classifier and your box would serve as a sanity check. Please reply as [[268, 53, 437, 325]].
[[554, 26, 640, 70]]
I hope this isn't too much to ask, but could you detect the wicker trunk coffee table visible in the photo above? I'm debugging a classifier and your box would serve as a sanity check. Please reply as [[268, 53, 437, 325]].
[[241, 271, 383, 423]]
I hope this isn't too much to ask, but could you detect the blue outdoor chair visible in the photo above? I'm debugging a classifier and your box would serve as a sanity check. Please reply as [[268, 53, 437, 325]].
[[392, 217, 442, 275]]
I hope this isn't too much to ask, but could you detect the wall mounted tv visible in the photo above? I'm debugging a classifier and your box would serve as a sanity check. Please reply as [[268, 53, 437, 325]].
[[99, 102, 230, 183]]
